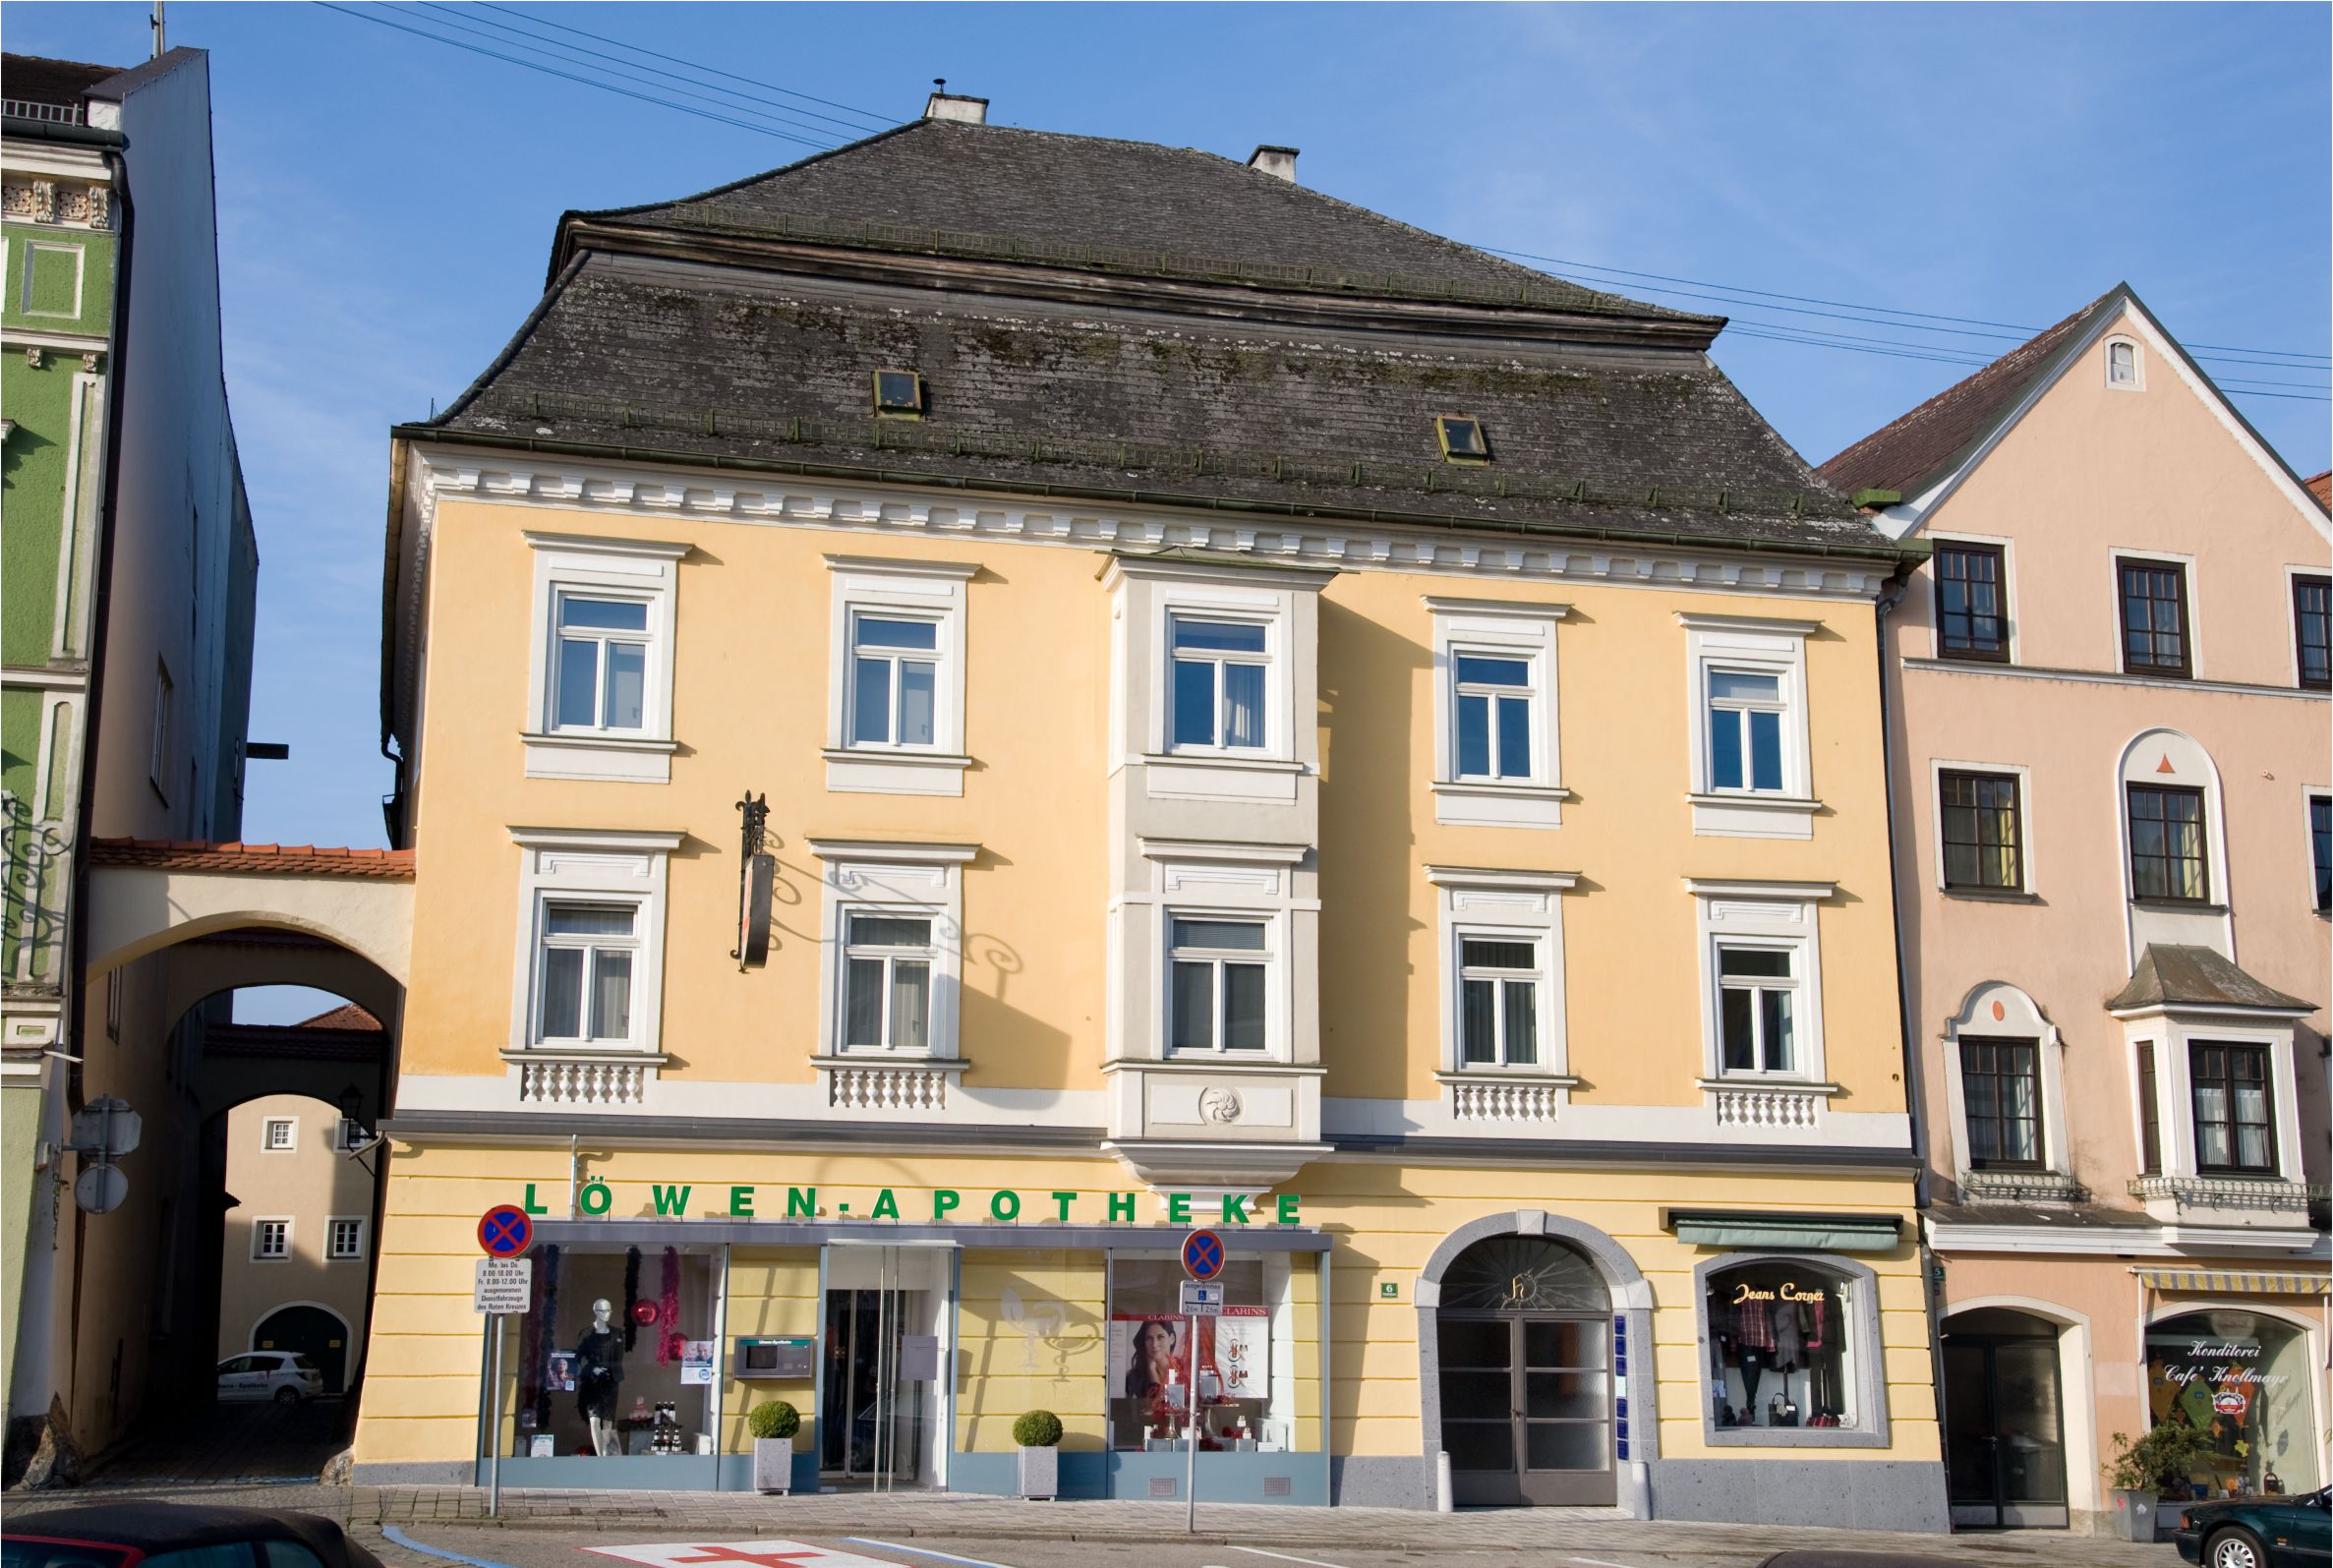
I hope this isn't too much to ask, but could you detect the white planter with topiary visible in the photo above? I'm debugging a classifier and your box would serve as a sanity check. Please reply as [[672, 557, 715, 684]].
[[1014, 1409, 1063, 1500], [748, 1400, 800, 1495]]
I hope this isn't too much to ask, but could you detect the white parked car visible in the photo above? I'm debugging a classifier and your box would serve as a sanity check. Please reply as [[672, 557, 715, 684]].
[[216, 1350, 324, 1403]]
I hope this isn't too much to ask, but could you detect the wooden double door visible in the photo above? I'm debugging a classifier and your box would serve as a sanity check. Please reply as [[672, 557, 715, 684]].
[[1437, 1310, 1616, 1506]]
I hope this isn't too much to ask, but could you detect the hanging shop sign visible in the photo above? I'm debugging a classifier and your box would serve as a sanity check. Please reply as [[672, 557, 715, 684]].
[[516, 1181, 1305, 1228]]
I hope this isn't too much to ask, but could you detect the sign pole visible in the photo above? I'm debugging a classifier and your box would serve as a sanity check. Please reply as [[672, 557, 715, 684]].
[[488, 1312, 503, 1518], [1185, 1312, 1197, 1533]]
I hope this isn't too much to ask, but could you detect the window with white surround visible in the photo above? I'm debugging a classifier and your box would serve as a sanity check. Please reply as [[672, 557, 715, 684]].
[[825, 555, 974, 795], [326, 1217, 366, 1261], [2119, 1012, 2308, 1191], [1688, 880, 1833, 1094], [262, 1117, 295, 1151], [2105, 336, 2142, 390], [1427, 866, 1576, 1120], [1941, 982, 2073, 1197], [1716, 943, 1798, 1073], [1426, 598, 1568, 827], [522, 533, 686, 782], [1167, 913, 1271, 1052], [1678, 614, 1818, 839], [505, 828, 679, 1068], [148, 660, 173, 799], [1170, 616, 1270, 752], [252, 1219, 290, 1261], [809, 840, 975, 1075], [535, 901, 638, 1044], [842, 911, 935, 1051]]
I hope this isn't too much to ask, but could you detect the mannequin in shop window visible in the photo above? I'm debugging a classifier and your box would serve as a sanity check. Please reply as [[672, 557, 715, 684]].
[[577, 1298, 624, 1456]]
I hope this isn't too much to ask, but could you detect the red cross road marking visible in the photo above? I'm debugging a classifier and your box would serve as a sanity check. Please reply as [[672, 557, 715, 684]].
[[665, 1549, 829, 1568]]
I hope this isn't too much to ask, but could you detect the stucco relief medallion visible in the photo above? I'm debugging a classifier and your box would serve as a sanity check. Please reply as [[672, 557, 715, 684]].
[[1198, 1086, 1243, 1124]]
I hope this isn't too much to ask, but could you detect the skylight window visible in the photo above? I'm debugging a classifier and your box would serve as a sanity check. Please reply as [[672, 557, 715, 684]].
[[872, 370, 926, 417], [1435, 415, 1489, 463]]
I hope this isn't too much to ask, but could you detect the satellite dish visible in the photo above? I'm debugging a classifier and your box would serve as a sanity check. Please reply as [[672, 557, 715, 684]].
[[75, 1164, 128, 1215]]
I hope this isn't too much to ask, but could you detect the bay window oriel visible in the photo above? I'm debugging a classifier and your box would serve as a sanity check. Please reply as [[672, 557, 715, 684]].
[[1167, 914, 1271, 1052], [2189, 1040, 2275, 1174], [1170, 616, 1270, 752]]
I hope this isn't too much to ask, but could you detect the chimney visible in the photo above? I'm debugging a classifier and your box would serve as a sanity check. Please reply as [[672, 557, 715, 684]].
[[1247, 145, 1299, 183], [923, 88, 988, 125]]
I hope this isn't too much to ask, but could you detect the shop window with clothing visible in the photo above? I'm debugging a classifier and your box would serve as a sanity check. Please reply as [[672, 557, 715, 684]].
[[2147, 1309, 2322, 1498], [487, 1245, 722, 1484], [1703, 1259, 1861, 1438]]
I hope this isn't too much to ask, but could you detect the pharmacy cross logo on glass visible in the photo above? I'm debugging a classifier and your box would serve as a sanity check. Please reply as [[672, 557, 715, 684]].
[[1182, 1228, 1225, 1281], [477, 1204, 533, 1257]]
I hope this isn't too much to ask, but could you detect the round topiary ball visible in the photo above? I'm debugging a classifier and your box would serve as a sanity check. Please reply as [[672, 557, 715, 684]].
[[1012, 1409, 1064, 1448], [747, 1400, 800, 1441]]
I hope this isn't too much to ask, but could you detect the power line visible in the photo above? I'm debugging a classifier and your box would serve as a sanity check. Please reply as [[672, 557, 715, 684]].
[[392, 2, 848, 146], [477, 1, 895, 136], [314, 3, 835, 149], [1724, 323, 2328, 401], [449, 2, 890, 141], [1484, 243, 2331, 368]]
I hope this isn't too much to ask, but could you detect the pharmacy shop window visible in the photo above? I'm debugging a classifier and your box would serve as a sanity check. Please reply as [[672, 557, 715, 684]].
[[1109, 1251, 1299, 1455]]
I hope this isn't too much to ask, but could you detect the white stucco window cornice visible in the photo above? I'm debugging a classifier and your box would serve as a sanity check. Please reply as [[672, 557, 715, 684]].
[[502, 826, 678, 1108], [1426, 596, 1571, 828], [824, 554, 976, 796], [807, 839, 979, 1111], [1678, 615, 1821, 839], [519, 532, 687, 783], [1688, 883, 1832, 1128], [1429, 866, 1580, 1127]]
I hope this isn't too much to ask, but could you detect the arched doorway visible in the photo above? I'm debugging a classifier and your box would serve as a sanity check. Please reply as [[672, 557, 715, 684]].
[[1434, 1235, 1613, 1505], [253, 1305, 352, 1396], [1942, 1307, 2068, 1529]]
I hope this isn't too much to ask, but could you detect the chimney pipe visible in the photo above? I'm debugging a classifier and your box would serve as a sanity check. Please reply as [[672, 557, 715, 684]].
[[923, 89, 988, 125], [1248, 145, 1299, 183]]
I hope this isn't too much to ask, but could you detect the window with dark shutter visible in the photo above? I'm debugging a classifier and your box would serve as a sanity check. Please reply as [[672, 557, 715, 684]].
[[2135, 1043, 2162, 1176]]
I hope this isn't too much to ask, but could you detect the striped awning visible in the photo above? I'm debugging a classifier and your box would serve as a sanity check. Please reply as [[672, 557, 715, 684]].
[[2134, 1268, 2331, 1295]]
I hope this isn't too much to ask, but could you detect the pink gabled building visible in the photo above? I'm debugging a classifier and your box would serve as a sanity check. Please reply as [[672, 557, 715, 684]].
[[1823, 284, 2331, 1535]]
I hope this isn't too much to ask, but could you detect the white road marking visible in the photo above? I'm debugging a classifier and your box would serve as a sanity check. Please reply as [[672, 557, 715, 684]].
[[1228, 1548, 1357, 1568], [1568, 1557, 1648, 1568], [589, 1543, 908, 1568], [379, 1527, 520, 1568], [843, 1540, 1022, 1568]]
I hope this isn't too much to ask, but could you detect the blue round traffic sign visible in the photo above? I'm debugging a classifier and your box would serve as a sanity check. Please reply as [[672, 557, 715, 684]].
[[479, 1204, 534, 1257], [1181, 1228, 1225, 1281]]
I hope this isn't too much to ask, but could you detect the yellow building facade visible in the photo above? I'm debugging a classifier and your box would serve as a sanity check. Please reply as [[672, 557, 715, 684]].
[[352, 99, 1945, 1526]]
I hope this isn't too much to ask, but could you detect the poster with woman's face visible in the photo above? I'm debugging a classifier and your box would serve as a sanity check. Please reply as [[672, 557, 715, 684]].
[[1111, 1310, 1267, 1400]]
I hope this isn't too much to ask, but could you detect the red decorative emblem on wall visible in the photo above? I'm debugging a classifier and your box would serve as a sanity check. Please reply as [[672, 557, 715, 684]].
[[1991, 1001, 2006, 1021], [2157, 754, 2177, 774]]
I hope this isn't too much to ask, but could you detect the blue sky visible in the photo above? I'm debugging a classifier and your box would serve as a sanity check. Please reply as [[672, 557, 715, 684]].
[[8, 3, 2328, 1016]]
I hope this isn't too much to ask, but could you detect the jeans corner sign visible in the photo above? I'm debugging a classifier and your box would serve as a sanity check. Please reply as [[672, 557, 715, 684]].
[[512, 1181, 1304, 1229]]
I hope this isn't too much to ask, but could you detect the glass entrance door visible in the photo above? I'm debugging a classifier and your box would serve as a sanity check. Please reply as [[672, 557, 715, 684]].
[[1438, 1313, 1616, 1506], [1944, 1313, 2068, 1529], [818, 1244, 948, 1491]]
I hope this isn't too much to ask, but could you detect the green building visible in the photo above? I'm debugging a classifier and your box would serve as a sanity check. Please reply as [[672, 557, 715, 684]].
[[2, 49, 257, 1478]]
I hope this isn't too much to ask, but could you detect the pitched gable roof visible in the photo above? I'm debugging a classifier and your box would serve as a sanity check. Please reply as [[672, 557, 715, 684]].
[[1817, 290, 2113, 500], [565, 118, 1706, 323], [2107, 944, 2310, 1015], [2307, 470, 2330, 511]]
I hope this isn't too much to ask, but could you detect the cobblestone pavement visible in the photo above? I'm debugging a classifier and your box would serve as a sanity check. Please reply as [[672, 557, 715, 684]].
[[49, 1397, 355, 1486], [4, 1481, 2179, 1565]]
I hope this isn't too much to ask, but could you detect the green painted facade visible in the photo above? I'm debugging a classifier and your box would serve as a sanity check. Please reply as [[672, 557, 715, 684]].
[[2, 171, 117, 1439]]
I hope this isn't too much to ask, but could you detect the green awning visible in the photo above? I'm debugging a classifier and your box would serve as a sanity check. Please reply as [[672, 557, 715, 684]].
[[1666, 1209, 1903, 1253]]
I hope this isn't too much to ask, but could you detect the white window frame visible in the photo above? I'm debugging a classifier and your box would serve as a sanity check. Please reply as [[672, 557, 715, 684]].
[[808, 840, 975, 1066], [2304, 785, 2332, 915], [1163, 908, 1278, 1056], [1426, 866, 1576, 1093], [504, 828, 680, 1064], [531, 897, 643, 1048], [1165, 610, 1277, 757], [521, 532, 686, 783], [1425, 597, 1569, 828], [1678, 614, 1818, 839], [838, 907, 941, 1054], [252, 1218, 292, 1262], [2104, 334, 2144, 392], [1688, 880, 1833, 1086], [261, 1116, 296, 1152], [324, 1216, 368, 1261], [824, 555, 974, 796]]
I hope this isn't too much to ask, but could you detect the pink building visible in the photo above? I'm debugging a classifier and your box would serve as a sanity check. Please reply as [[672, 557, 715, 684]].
[[1824, 285, 2331, 1535]]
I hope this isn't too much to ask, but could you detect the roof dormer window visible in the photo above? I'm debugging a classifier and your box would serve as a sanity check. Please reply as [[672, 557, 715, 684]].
[[1435, 415, 1489, 463], [873, 370, 926, 418]]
